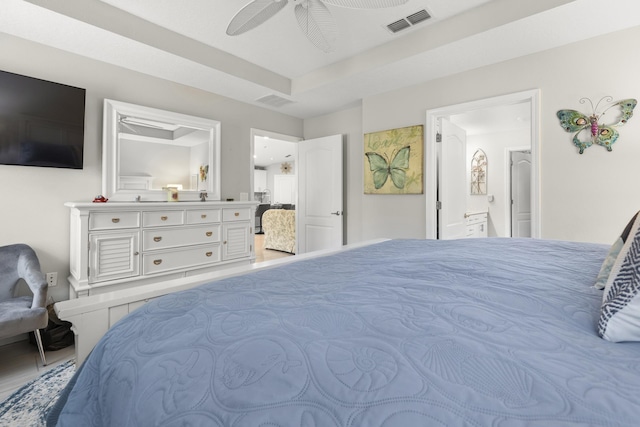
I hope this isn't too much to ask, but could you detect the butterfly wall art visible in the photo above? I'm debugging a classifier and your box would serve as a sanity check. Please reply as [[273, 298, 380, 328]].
[[364, 125, 423, 195], [557, 96, 637, 154]]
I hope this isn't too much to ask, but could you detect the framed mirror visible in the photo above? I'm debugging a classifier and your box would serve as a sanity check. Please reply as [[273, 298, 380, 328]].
[[103, 99, 220, 202]]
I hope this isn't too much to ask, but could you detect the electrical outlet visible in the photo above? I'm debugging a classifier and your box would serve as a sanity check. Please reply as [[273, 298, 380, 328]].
[[46, 272, 58, 287]]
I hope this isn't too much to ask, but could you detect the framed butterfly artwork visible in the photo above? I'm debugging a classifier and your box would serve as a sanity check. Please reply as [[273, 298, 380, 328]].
[[557, 96, 637, 154], [364, 125, 423, 194]]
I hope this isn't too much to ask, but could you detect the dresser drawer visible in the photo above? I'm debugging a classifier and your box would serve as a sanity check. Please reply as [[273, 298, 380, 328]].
[[142, 224, 221, 251], [186, 209, 221, 224], [223, 208, 252, 222], [142, 210, 184, 227], [89, 211, 140, 230], [142, 244, 221, 275]]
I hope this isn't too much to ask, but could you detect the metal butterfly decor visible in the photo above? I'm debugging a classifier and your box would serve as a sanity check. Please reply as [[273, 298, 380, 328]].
[[557, 96, 637, 154]]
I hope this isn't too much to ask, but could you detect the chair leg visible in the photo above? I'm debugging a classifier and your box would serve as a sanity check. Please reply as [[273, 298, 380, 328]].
[[33, 329, 47, 366]]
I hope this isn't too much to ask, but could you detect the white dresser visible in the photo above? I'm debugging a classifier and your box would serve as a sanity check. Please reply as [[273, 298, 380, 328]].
[[65, 201, 257, 298], [465, 212, 488, 238]]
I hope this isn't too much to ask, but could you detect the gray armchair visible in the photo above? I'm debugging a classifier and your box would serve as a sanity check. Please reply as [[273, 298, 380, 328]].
[[0, 244, 48, 365]]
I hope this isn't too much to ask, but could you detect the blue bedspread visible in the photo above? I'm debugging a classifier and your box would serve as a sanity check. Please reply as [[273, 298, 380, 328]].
[[53, 239, 640, 426]]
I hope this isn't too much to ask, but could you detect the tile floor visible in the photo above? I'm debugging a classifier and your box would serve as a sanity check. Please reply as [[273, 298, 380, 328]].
[[0, 340, 75, 402]]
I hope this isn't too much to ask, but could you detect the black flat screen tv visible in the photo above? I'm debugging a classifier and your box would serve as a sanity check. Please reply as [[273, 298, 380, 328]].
[[0, 69, 86, 169]]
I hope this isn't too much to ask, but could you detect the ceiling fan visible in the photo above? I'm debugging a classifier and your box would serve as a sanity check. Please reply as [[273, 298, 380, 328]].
[[226, 0, 409, 53]]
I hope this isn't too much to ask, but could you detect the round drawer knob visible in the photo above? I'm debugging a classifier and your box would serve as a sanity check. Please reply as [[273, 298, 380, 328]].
[[206, 231, 213, 237], [234, 212, 240, 217], [161, 216, 168, 221]]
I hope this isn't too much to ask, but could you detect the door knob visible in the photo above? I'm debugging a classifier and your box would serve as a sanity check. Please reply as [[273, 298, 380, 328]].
[[330, 211, 342, 216]]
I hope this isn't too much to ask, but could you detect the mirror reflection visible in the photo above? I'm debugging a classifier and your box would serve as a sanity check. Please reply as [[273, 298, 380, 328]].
[[103, 99, 220, 202], [118, 116, 209, 192]]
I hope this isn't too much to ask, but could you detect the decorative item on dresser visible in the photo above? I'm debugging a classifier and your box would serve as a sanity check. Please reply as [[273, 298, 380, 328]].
[[65, 201, 257, 298]]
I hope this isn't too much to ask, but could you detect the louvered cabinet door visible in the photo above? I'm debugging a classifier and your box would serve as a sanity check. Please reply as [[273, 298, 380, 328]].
[[89, 231, 140, 283], [222, 222, 251, 261]]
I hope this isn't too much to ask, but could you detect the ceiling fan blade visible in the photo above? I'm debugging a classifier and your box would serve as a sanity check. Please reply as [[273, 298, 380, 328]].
[[227, 0, 288, 36], [322, 0, 408, 9], [295, 0, 338, 53]]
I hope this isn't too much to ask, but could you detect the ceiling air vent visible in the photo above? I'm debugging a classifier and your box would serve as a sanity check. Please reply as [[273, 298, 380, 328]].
[[406, 9, 431, 25], [387, 19, 411, 33], [386, 9, 431, 34], [256, 94, 294, 108]]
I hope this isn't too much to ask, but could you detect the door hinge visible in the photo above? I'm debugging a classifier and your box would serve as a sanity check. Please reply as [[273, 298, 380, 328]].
[[436, 132, 442, 143], [436, 201, 442, 210], [87, 266, 90, 277]]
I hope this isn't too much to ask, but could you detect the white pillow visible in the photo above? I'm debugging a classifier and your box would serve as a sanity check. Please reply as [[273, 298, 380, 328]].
[[598, 212, 640, 342]]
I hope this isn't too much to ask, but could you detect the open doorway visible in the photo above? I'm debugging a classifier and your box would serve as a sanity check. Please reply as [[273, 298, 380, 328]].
[[250, 130, 345, 258], [250, 129, 300, 262], [425, 90, 540, 239]]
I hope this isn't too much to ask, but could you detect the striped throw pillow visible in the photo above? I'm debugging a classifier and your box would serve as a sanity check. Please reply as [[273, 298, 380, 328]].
[[599, 212, 640, 341]]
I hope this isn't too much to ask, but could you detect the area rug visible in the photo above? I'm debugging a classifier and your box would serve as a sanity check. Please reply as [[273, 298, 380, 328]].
[[0, 360, 75, 427]]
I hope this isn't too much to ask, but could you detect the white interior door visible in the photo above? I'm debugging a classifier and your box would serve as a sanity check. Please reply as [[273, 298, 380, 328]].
[[438, 118, 467, 239], [511, 150, 532, 237], [297, 135, 343, 254]]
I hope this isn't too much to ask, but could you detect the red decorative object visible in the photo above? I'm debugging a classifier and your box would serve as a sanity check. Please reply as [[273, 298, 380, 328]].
[[92, 195, 108, 203]]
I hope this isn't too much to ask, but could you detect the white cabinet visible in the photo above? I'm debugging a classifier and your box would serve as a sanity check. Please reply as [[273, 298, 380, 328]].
[[88, 231, 140, 283], [222, 207, 252, 260], [465, 212, 488, 238], [66, 201, 257, 298]]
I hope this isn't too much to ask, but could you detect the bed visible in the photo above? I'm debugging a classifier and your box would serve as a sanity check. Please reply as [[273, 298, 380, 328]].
[[48, 237, 640, 426]]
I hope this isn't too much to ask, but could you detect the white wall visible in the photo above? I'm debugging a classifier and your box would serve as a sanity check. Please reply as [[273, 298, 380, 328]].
[[0, 33, 302, 301], [305, 25, 640, 245]]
